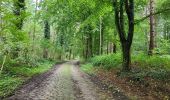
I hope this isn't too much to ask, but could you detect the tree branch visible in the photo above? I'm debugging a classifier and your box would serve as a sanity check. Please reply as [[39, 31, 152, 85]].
[[127, 0, 134, 45], [135, 8, 170, 24], [114, 0, 126, 42]]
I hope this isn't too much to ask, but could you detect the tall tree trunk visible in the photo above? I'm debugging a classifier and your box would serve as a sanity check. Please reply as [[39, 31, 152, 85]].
[[12, 0, 25, 58], [113, 43, 117, 53], [13, 0, 25, 30], [59, 31, 64, 60], [164, 22, 170, 40], [0, 0, 2, 32], [85, 35, 89, 59], [85, 25, 93, 59], [88, 31, 93, 57], [69, 49, 72, 60], [99, 17, 104, 55], [32, 0, 38, 52], [113, 30, 117, 53], [164, 23, 167, 39], [107, 41, 109, 54], [122, 43, 131, 71], [148, 0, 155, 55], [113, 0, 134, 71], [43, 21, 50, 58], [94, 31, 100, 55], [168, 25, 170, 39], [82, 33, 86, 58]]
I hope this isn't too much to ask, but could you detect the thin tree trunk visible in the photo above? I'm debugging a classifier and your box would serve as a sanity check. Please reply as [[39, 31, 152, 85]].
[[148, 0, 155, 55], [99, 16, 103, 55], [33, 0, 38, 43], [69, 49, 72, 60], [0, 55, 6, 74], [113, 43, 117, 53], [89, 31, 93, 57], [107, 41, 109, 54], [164, 23, 167, 39], [43, 21, 50, 58], [0, 0, 2, 32], [168, 25, 170, 39], [32, 0, 38, 53], [82, 34, 85, 58], [85, 35, 89, 59]]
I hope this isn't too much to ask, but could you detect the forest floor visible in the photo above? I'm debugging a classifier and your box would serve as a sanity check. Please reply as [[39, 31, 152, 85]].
[[84, 67, 170, 100], [5, 61, 128, 100]]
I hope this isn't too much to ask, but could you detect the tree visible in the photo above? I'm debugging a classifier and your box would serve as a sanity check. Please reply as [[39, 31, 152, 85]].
[[13, 0, 25, 30], [99, 16, 104, 55], [148, 0, 156, 55], [113, 0, 134, 71], [43, 20, 50, 58], [32, 0, 38, 52]]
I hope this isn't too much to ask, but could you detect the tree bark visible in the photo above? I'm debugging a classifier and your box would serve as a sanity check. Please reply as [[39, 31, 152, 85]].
[[113, 0, 134, 71], [122, 43, 131, 71], [148, 0, 155, 55], [85, 34, 89, 59], [43, 21, 50, 58], [99, 16, 104, 55], [107, 41, 109, 54], [89, 32, 93, 57], [113, 43, 117, 53], [69, 49, 72, 60]]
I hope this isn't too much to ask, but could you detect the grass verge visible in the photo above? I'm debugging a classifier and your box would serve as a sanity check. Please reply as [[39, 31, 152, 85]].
[[0, 60, 56, 98]]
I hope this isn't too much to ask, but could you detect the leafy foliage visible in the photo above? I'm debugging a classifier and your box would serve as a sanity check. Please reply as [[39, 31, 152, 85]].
[[0, 60, 55, 97], [90, 54, 122, 70]]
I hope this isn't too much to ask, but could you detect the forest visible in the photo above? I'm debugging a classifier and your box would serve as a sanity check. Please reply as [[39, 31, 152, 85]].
[[0, 0, 170, 100]]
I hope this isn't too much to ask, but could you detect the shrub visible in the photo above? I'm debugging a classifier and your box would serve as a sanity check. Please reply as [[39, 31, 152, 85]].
[[132, 53, 170, 70], [80, 63, 94, 74], [88, 53, 170, 80], [90, 53, 122, 70], [131, 53, 170, 80]]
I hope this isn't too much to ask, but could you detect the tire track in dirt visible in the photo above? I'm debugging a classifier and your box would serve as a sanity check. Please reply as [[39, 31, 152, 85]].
[[6, 61, 127, 100], [7, 63, 75, 100]]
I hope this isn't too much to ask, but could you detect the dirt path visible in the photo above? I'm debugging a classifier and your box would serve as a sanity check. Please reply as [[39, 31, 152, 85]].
[[6, 61, 126, 100]]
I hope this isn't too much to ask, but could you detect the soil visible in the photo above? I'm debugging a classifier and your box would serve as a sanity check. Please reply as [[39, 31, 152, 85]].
[[92, 68, 170, 100], [5, 61, 128, 100]]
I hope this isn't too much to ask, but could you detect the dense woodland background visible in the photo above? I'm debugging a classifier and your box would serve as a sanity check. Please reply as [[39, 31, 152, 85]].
[[0, 0, 170, 99]]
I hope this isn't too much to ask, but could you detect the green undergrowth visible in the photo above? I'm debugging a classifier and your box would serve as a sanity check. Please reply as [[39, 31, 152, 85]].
[[89, 53, 122, 70], [132, 53, 170, 70], [0, 60, 56, 98], [5, 60, 55, 77], [82, 53, 170, 80], [131, 53, 170, 81], [80, 63, 94, 74]]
